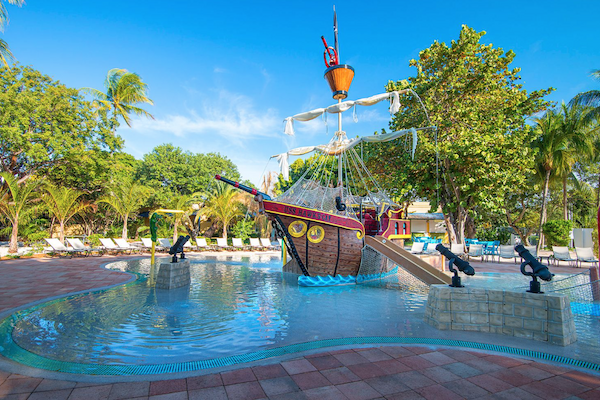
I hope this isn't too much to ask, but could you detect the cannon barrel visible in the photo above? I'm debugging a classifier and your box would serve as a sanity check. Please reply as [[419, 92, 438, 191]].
[[436, 244, 475, 275], [169, 235, 190, 255], [515, 244, 553, 281], [215, 175, 271, 200]]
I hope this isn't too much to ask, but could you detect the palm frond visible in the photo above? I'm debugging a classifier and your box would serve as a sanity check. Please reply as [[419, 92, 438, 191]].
[[0, 37, 14, 68]]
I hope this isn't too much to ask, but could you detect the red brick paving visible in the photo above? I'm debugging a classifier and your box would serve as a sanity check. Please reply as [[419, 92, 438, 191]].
[[0, 255, 599, 399]]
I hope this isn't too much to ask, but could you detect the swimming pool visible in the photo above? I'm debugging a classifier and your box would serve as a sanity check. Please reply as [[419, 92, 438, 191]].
[[1, 255, 599, 375]]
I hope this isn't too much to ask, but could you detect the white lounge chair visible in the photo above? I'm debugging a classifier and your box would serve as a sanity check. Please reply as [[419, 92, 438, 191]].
[[45, 238, 85, 258], [409, 242, 425, 254], [99, 238, 131, 254], [195, 237, 215, 251], [158, 238, 172, 251], [249, 238, 264, 250], [450, 243, 465, 258], [260, 238, 275, 250], [551, 246, 577, 267], [114, 238, 141, 254], [575, 247, 598, 268], [232, 238, 249, 250], [66, 238, 104, 257], [467, 244, 484, 262], [216, 238, 234, 251], [498, 245, 517, 263]]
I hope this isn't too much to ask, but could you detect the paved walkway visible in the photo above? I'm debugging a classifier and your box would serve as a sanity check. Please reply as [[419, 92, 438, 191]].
[[0, 253, 599, 399]]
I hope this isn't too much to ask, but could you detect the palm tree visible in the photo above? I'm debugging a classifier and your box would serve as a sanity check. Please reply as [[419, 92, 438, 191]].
[[0, 0, 24, 68], [533, 109, 564, 251], [0, 172, 39, 253], [43, 184, 94, 243], [570, 70, 600, 124], [555, 103, 596, 220], [82, 68, 154, 131], [166, 193, 198, 243], [197, 181, 244, 240], [98, 179, 153, 239]]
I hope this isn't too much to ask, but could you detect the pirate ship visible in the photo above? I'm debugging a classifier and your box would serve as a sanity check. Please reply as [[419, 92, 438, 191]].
[[216, 10, 434, 284]]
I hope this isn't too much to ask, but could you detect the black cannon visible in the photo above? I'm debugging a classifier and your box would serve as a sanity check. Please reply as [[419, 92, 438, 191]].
[[515, 244, 553, 293], [436, 244, 475, 287], [169, 235, 190, 263]]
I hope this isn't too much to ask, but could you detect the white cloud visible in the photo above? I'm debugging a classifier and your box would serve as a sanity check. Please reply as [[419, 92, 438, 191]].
[[127, 89, 281, 143]]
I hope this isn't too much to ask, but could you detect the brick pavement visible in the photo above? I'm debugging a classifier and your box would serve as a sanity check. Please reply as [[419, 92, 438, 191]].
[[0, 253, 599, 399]]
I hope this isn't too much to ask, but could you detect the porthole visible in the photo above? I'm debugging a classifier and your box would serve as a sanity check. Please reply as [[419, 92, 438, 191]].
[[288, 220, 307, 237], [307, 225, 325, 243]]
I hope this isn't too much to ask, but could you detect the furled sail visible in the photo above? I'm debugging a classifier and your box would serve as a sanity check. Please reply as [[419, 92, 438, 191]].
[[283, 90, 406, 136]]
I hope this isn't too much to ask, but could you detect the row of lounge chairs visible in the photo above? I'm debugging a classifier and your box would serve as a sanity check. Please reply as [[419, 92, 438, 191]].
[[142, 237, 280, 252], [44, 237, 281, 257], [410, 240, 598, 268]]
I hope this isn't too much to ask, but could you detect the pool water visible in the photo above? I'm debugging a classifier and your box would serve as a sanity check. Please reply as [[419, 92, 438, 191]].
[[5, 256, 594, 366]]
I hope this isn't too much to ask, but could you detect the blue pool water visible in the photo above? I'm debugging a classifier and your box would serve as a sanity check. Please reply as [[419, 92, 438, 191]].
[[4, 255, 596, 367]]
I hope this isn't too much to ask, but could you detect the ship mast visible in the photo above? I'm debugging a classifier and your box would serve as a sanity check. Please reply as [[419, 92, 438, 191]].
[[322, 6, 354, 198]]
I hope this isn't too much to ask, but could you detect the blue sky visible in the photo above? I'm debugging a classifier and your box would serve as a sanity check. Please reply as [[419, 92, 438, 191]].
[[3, 1, 600, 186]]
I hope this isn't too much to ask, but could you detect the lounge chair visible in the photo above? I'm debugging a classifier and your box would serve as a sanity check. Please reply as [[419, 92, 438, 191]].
[[183, 239, 194, 252], [99, 238, 131, 254], [140, 238, 154, 252], [249, 238, 264, 250], [45, 238, 86, 258], [232, 238, 249, 250], [113, 238, 141, 254], [498, 245, 518, 263], [217, 238, 234, 251], [450, 243, 465, 258], [66, 238, 104, 257], [159, 238, 172, 251], [260, 238, 274, 250], [523, 245, 539, 261], [575, 247, 598, 268], [467, 244, 485, 262], [196, 237, 215, 251], [551, 246, 577, 267], [409, 242, 425, 254], [141, 237, 168, 252]]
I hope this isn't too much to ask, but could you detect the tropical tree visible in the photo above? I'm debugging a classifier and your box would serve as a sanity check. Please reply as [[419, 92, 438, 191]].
[[570, 70, 600, 125], [197, 181, 244, 240], [532, 108, 564, 250], [0, 0, 24, 68], [0, 172, 40, 253], [98, 179, 153, 239], [43, 184, 94, 243], [82, 68, 154, 131], [378, 25, 552, 244], [0, 65, 118, 182]]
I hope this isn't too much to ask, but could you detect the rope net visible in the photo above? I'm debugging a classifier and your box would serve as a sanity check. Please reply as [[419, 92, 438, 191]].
[[274, 133, 398, 219]]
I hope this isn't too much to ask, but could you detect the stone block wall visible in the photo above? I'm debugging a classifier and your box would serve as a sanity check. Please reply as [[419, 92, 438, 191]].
[[424, 285, 577, 346], [156, 259, 191, 289]]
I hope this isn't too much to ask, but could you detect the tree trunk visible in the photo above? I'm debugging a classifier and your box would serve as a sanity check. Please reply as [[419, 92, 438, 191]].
[[59, 221, 65, 243], [537, 169, 552, 253], [443, 213, 457, 244], [173, 220, 179, 243], [122, 214, 129, 239], [563, 175, 568, 221], [9, 218, 18, 253], [465, 214, 476, 239], [222, 224, 227, 241]]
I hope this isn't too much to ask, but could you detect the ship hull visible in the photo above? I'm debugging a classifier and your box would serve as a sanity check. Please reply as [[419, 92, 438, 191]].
[[277, 214, 363, 276], [263, 200, 364, 277]]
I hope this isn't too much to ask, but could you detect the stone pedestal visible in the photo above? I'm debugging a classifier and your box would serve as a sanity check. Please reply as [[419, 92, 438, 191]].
[[425, 285, 577, 346], [155, 259, 190, 289]]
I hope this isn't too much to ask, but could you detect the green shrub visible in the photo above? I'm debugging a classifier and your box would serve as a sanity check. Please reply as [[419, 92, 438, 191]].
[[477, 226, 511, 244], [86, 234, 103, 247], [232, 219, 255, 241], [542, 220, 573, 247]]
